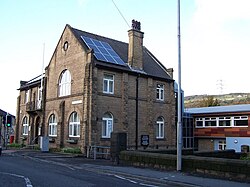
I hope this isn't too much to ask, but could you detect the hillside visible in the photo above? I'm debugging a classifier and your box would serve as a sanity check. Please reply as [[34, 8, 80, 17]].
[[184, 93, 250, 108]]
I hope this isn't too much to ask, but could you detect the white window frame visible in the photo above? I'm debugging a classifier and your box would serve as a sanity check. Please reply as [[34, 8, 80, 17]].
[[103, 74, 114, 94], [25, 90, 29, 104], [59, 70, 71, 97], [102, 113, 113, 138], [204, 117, 217, 127], [196, 116, 249, 128], [156, 117, 164, 139], [233, 116, 248, 127], [37, 86, 42, 109], [218, 117, 231, 127], [49, 114, 57, 137], [22, 117, 29, 135], [69, 112, 80, 137], [156, 84, 164, 101], [218, 140, 226, 150], [195, 117, 204, 127]]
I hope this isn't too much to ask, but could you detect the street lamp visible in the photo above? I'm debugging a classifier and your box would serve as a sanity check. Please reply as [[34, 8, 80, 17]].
[[177, 0, 182, 171]]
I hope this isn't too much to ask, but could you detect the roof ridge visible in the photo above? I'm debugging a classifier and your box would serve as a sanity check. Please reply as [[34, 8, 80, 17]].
[[71, 26, 128, 45], [27, 73, 44, 83]]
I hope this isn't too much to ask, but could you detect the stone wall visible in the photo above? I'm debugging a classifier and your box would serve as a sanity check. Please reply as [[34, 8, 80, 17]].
[[120, 151, 250, 182], [94, 68, 176, 149], [44, 25, 87, 151]]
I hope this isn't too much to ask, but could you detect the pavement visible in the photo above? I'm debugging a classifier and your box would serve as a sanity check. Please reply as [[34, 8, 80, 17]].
[[1, 148, 250, 187]]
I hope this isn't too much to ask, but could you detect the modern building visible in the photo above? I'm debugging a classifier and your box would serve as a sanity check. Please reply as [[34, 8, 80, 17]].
[[187, 104, 250, 152], [173, 83, 194, 149], [16, 21, 177, 154]]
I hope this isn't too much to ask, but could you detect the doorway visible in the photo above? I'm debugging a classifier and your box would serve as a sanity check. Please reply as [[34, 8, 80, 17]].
[[34, 117, 40, 144]]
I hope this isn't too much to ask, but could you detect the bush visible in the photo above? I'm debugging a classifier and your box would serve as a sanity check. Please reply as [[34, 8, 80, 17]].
[[61, 147, 82, 154], [49, 148, 61, 153], [33, 145, 40, 150], [240, 155, 250, 160], [8, 143, 22, 148]]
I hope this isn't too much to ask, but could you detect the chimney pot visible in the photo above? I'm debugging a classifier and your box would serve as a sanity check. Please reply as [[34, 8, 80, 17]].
[[128, 20, 144, 70]]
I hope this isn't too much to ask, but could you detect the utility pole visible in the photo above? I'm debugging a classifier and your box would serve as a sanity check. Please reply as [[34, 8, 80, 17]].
[[3, 113, 8, 149], [0, 116, 1, 155], [177, 0, 183, 171], [0, 116, 2, 146]]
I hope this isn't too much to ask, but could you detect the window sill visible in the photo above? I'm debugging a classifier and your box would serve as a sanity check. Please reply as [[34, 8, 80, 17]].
[[103, 91, 114, 95], [154, 100, 167, 104], [69, 136, 80, 138], [49, 135, 57, 137], [156, 99, 164, 102]]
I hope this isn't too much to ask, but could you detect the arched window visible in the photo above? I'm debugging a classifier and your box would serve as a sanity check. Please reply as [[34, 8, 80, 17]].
[[59, 70, 71, 97], [69, 112, 80, 137], [22, 116, 29, 135], [48, 114, 57, 137], [102, 112, 113, 138], [156, 117, 164, 139]]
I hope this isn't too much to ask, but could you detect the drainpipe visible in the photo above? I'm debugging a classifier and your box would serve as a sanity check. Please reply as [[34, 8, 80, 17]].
[[135, 75, 139, 150]]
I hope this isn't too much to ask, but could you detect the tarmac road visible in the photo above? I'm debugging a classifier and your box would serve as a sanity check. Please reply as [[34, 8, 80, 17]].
[[1, 149, 250, 187]]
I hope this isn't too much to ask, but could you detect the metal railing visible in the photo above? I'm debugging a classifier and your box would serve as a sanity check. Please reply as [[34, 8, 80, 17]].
[[26, 100, 42, 112], [88, 145, 110, 160]]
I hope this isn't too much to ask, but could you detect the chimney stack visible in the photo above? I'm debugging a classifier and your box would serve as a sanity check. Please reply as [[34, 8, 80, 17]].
[[167, 68, 174, 78], [128, 20, 144, 70]]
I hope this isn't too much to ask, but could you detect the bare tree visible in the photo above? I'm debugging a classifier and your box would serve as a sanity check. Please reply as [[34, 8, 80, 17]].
[[200, 96, 220, 107]]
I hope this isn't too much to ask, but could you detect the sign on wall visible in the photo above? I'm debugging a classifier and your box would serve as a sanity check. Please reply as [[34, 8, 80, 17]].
[[141, 135, 149, 147]]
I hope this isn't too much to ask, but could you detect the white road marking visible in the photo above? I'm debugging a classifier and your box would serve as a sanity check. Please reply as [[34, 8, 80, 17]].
[[27, 156, 75, 170], [22, 155, 164, 187], [114, 174, 161, 186], [114, 175, 126, 180], [24, 177, 32, 187], [114, 174, 138, 184], [0, 171, 33, 187], [139, 183, 159, 187]]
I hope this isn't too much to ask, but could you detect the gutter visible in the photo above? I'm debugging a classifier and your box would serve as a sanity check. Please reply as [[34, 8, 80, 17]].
[[135, 74, 139, 150]]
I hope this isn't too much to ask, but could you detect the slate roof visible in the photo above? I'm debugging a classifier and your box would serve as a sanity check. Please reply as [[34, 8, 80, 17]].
[[186, 104, 250, 115], [0, 109, 15, 117], [18, 25, 173, 90], [70, 25, 173, 81], [0, 109, 7, 116], [18, 74, 44, 90]]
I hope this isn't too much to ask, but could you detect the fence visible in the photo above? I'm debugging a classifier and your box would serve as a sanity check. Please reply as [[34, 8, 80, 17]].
[[88, 145, 110, 160]]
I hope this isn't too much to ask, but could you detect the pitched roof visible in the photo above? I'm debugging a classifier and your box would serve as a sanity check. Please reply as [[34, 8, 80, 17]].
[[70, 25, 173, 81], [18, 74, 44, 90], [186, 104, 250, 115], [0, 109, 15, 117]]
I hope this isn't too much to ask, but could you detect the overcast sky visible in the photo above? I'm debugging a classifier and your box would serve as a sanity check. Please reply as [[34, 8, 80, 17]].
[[1, 0, 250, 115]]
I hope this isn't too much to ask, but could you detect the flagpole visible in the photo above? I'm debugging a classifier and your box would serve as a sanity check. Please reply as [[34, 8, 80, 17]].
[[41, 43, 45, 90], [177, 0, 182, 171]]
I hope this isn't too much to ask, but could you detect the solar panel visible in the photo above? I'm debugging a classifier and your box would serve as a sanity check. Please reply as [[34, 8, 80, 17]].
[[81, 36, 126, 66]]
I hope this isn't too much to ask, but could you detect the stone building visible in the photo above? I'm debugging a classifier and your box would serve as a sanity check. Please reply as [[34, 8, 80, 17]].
[[16, 75, 44, 146], [16, 22, 176, 154]]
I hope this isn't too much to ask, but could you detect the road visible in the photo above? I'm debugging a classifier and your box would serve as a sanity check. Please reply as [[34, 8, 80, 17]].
[[1, 150, 249, 187], [0, 152, 177, 187]]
